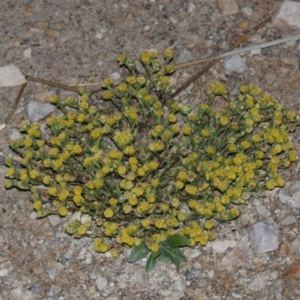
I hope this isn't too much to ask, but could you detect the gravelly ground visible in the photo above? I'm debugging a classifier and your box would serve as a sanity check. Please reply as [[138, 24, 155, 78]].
[[1, 1, 300, 299]]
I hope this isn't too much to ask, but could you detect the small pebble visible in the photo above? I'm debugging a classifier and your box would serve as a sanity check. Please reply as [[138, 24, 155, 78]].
[[98, 60, 104, 67], [273, 1, 300, 30], [232, 293, 242, 299], [208, 270, 214, 278], [9, 128, 22, 140], [96, 275, 108, 291], [49, 68, 59, 76], [239, 20, 249, 30], [187, 3, 196, 13], [289, 182, 300, 195], [64, 252, 73, 260], [0, 65, 26, 87], [95, 32, 103, 39], [256, 205, 272, 218], [287, 191, 300, 208], [291, 237, 300, 254], [224, 54, 247, 74], [282, 260, 300, 278], [278, 188, 291, 204], [248, 221, 279, 254], [179, 297, 194, 300], [278, 242, 288, 255], [280, 215, 297, 226], [23, 48, 32, 58], [241, 7, 253, 16], [270, 270, 279, 280], [187, 248, 201, 258], [26, 101, 56, 122], [210, 240, 234, 253], [218, 0, 239, 16], [29, 212, 37, 220], [25, 5, 33, 13], [110, 72, 121, 81], [47, 261, 64, 281], [250, 49, 261, 55], [184, 267, 200, 280]]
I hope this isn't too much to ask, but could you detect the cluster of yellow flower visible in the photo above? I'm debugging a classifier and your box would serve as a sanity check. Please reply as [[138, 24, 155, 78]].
[[5, 50, 300, 258]]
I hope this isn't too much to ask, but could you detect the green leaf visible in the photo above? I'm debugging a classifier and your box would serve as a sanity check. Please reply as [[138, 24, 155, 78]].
[[161, 245, 186, 269], [157, 253, 170, 263], [36, 209, 55, 218], [146, 253, 157, 272], [172, 248, 187, 260], [165, 234, 190, 248], [128, 241, 150, 262], [151, 249, 162, 260]]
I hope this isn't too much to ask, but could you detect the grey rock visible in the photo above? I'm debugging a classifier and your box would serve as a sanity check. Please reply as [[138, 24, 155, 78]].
[[280, 215, 297, 226], [287, 191, 300, 208], [255, 205, 272, 218], [210, 239, 235, 253], [48, 215, 65, 226], [47, 285, 62, 297], [251, 197, 262, 206], [257, 279, 283, 300], [47, 261, 64, 281], [291, 236, 300, 254], [231, 293, 243, 299], [224, 54, 247, 74], [270, 270, 279, 280], [96, 275, 108, 291], [278, 188, 291, 204], [248, 221, 279, 254], [9, 128, 22, 140], [187, 3, 196, 13], [29, 212, 37, 220], [186, 248, 201, 258], [220, 236, 252, 271], [26, 101, 56, 122], [10, 288, 34, 300], [109, 72, 121, 81], [179, 297, 194, 300], [28, 283, 42, 294], [171, 280, 185, 291], [0, 266, 10, 277], [0, 65, 26, 87], [23, 48, 32, 59], [207, 270, 214, 278], [64, 252, 73, 260], [241, 7, 253, 16], [273, 1, 300, 30], [184, 267, 201, 280], [248, 274, 268, 291], [289, 182, 300, 195], [218, 0, 239, 16], [132, 256, 147, 266]]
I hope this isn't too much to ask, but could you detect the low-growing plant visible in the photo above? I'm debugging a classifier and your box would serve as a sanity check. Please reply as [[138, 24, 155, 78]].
[[5, 49, 300, 271]]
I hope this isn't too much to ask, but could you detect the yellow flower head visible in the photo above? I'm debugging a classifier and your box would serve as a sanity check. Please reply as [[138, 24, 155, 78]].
[[164, 48, 173, 60], [141, 50, 150, 63], [48, 186, 57, 196], [59, 206, 68, 217], [185, 185, 197, 196], [201, 128, 210, 137], [205, 146, 215, 155], [104, 208, 114, 218], [76, 225, 87, 236], [102, 90, 113, 100], [73, 186, 82, 195], [33, 200, 42, 211]]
